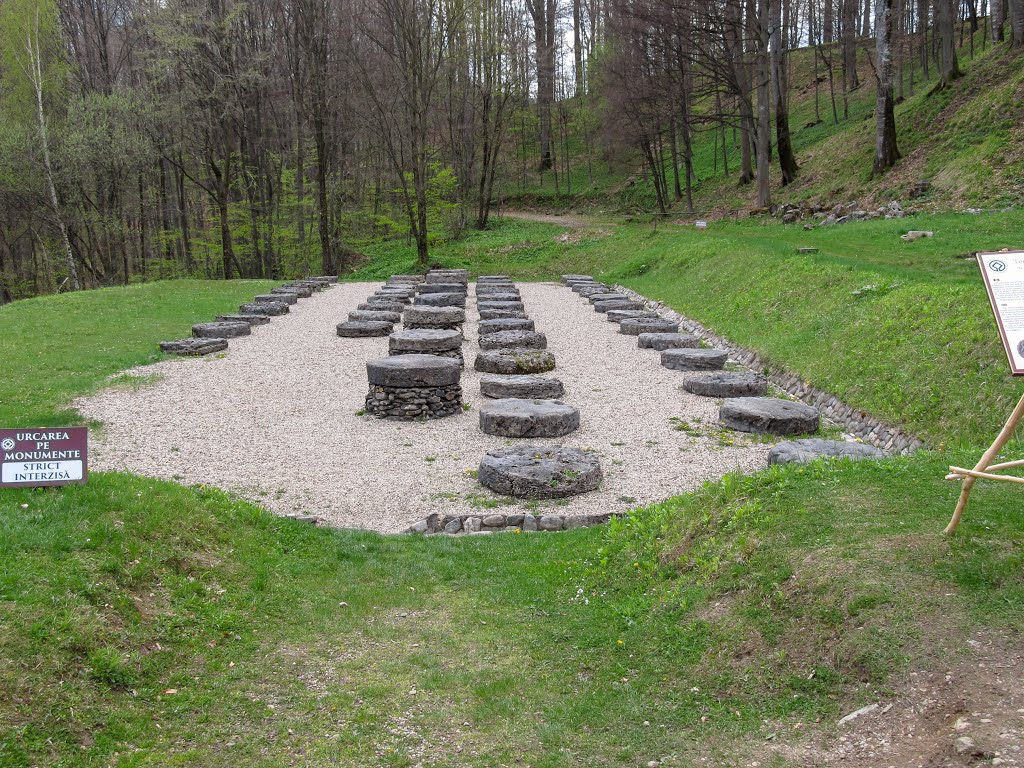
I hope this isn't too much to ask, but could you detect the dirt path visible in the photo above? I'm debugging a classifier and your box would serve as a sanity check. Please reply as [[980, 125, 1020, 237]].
[[499, 209, 607, 228]]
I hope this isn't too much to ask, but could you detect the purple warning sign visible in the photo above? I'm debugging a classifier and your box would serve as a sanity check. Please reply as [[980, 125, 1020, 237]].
[[1, 428, 88, 488]]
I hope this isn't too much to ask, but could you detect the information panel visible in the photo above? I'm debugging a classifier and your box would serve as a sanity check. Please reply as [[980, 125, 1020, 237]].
[[0, 428, 88, 488], [977, 250, 1024, 376]]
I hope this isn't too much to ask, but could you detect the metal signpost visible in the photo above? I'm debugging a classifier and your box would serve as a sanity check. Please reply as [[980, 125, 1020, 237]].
[[945, 250, 1024, 533], [0, 428, 88, 488]]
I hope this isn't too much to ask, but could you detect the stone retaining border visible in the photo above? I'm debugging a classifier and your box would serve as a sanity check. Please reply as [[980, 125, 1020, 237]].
[[404, 511, 623, 534], [613, 284, 924, 455]]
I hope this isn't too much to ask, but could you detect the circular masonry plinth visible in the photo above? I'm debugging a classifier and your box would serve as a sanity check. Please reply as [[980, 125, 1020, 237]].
[[478, 309, 528, 321], [683, 372, 768, 398], [349, 309, 401, 324], [719, 397, 820, 436], [479, 398, 579, 437], [160, 338, 228, 356], [218, 314, 270, 326], [359, 301, 405, 313], [606, 309, 657, 323], [415, 293, 466, 308], [337, 321, 393, 337], [240, 301, 288, 316], [365, 354, 463, 420], [479, 330, 547, 351], [478, 445, 602, 499], [594, 299, 646, 313], [479, 374, 564, 400], [255, 293, 297, 305], [620, 318, 680, 335], [403, 306, 465, 330], [274, 284, 312, 298], [478, 300, 525, 312], [475, 350, 555, 374], [638, 333, 700, 350], [479, 318, 535, 335], [661, 348, 728, 371], [193, 321, 251, 339]]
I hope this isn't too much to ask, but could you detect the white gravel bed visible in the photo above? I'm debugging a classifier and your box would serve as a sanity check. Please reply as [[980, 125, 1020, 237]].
[[76, 281, 771, 532]]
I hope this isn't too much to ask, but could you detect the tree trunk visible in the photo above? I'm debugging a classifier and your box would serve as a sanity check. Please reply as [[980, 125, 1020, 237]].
[[873, 0, 900, 175], [992, 0, 1005, 40], [936, 0, 962, 84], [1010, 0, 1024, 44], [771, 0, 799, 185], [756, 0, 772, 207]]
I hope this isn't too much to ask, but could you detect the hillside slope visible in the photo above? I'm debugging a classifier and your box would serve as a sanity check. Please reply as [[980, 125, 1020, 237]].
[[500, 35, 1024, 215]]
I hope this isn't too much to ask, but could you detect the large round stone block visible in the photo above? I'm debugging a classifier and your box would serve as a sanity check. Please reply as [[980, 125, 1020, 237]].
[[476, 292, 521, 303], [476, 284, 517, 293], [638, 333, 700, 350], [255, 293, 297, 305], [477, 300, 525, 311], [620, 317, 680, 335], [475, 350, 555, 374], [661, 348, 728, 371], [274, 284, 313, 298], [575, 284, 609, 295], [768, 438, 884, 465], [683, 372, 768, 398], [193, 321, 251, 339], [217, 314, 270, 326], [415, 293, 466, 308], [479, 330, 547, 351], [594, 299, 646, 313], [478, 446, 602, 499], [403, 306, 465, 328], [478, 309, 528, 321], [359, 301, 405, 313], [337, 321, 393, 337], [389, 329, 462, 353], [719, 397, 820, 436], [479, 398, 579, 438], [418, 282, 467, 294], [160, 338, 228, 356], [479, 375, 564, 400], [241, 301, 288, 316], [367, 354, 462, 388], [561, 274, 592, 283], [588, 293, 627, 304], [478, 274, 510, 281], [606, 309, 658, 323], [479, 318, 535, 335], [349, 309, 401, 324]]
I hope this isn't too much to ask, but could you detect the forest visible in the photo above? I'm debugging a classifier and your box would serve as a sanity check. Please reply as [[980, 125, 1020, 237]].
[[0, 0, 1021, 301]]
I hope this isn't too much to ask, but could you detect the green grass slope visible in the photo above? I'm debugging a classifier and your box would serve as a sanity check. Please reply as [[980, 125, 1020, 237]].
[[0, 269, 1021, 765]]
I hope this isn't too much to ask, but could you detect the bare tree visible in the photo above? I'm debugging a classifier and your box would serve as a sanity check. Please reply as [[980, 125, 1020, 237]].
[[873, 0, 899, 175]]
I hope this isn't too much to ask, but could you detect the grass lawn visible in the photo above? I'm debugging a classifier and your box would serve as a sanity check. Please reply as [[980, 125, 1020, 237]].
[[1, 228, 1022, 765]]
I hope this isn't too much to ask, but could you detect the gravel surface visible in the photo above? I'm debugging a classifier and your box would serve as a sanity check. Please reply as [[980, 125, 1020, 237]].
[[77, 282, 771, 532]]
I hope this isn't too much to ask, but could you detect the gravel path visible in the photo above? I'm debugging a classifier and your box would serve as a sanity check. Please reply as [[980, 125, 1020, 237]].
[[77, 282, 771, 532]]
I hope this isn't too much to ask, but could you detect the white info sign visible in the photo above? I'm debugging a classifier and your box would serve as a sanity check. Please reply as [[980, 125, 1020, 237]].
[[978, 250, 1024, 375]]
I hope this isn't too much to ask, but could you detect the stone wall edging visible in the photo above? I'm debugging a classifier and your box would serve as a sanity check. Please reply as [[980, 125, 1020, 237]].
[[404, 511, 623, 535], [613, 284, 925, 456]]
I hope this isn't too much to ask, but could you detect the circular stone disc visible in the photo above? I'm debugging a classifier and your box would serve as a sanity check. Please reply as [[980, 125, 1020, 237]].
[[683, 371, 768, 398], [367, 354, 462, 387], [415, 293, 467, 308], [474, 350, 555, 374], [241, 301, 288, 316], [255, 293, 297, 305], [349, 309, 401, 324], [337, 321, 393, 337], [620, 317, 680, 335], [418, 283, 467, 294], [768, 438, 884, 465], [479, 375, 564, 400], [389, 328, 463, 353], [359, 301, 405, 313], [479, 399, 580, 438], [479, 318, 536, 335], [593, 299, 646, 313], [479, 446, 602, 499], [193, 321, 251, 339], [274, 284, 313, 298], [606, 309, 657, 323], [661, 348, 728, 371], [477, 300, 525, 311], [478, 309, 528, 321], [403, 306, 466, 325], [719, 397, 820, 436], [479, 330, 547, 351], [637, 333, 700, 350]]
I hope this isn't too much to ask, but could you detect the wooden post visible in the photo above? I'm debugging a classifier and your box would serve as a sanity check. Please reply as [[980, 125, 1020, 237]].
[[945, 390, 1024, 534]]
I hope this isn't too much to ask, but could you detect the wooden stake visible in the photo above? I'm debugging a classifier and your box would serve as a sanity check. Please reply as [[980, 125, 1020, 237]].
[[945, 391, 1024, 534]]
